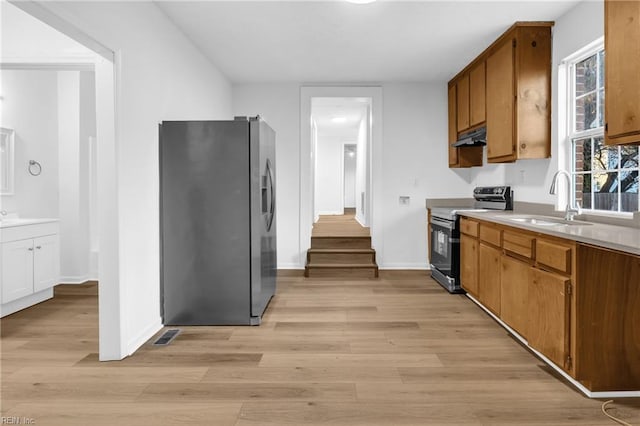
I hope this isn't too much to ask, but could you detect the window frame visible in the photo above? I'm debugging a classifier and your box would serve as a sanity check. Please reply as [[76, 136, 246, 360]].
[[563, 40, 639, 215]]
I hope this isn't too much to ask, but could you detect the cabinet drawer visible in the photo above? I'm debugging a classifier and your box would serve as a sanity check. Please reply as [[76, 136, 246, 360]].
[[460, 218, 479, 237], [536, 239, 572, 274], [503, 230, 535, 259], [479, 224, 501, 247]]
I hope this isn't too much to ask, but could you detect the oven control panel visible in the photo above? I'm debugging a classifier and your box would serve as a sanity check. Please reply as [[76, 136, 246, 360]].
[[473, 186, 513, 209]]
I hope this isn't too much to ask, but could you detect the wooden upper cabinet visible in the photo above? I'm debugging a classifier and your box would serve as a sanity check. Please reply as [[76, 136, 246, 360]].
[[457, 65, 485, 132], [448, 85, 459, 167], [486, 40, 515, 161], [605, 0, 640, 145], [469, 62, 486, 127], [456, 75, 470, 132], [486, 24, 552, 163], [448, 82, 483, 168]]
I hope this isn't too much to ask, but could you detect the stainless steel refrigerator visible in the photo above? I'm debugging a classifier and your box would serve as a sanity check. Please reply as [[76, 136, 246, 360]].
[[159, 117, 276, 325]]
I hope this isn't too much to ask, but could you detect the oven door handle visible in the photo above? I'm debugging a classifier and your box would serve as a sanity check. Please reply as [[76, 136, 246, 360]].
[[430, 217, 454, 230]]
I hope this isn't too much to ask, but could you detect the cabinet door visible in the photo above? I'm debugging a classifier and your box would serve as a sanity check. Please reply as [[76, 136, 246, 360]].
[[469, 62, 486, 127], [479, 243, 501, 315], [500, 255, 529, 337], [456, 75, 470, 132], [486, 39, 515, 162], [528, 268, 571, 371], [605, 0, 640, 145], [448, 85, 459, 167], [33, 235, 59, 293], [1, 239, 34, 304], [460, 234, 478, 296], [576, 244, 640, 391]]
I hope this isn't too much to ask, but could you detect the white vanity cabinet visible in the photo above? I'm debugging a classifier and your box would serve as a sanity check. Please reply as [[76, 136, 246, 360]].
[[0, 220, 59, 317]]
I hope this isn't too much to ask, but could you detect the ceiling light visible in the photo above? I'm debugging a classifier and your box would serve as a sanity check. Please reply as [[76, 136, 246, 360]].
[[348, 151, 355, 158], [331, 117, 347, 123], [346, 0, 376, 4]]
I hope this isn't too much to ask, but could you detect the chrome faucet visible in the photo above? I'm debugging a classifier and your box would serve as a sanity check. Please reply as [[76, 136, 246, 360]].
[[549, 170, 581, 220]]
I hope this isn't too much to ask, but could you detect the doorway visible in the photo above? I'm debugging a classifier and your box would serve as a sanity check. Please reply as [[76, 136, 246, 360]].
[[343, 143, 357, 215], [300, 87, 383, 268], [4, 2, 121, 360], [311, 97, 368, 220]]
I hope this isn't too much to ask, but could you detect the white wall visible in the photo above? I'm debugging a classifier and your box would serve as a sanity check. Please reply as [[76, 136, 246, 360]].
[[233, 82, 473, 269], [57, 70, 95, 283], [315, 128, 357, 215], [0, 2, 92, 63], [36, 1, 233, 359], [355, 115, 368, 225], [344, 146, 356, 208], [0, 70, 59, 217], [232, 83, 300, 268]]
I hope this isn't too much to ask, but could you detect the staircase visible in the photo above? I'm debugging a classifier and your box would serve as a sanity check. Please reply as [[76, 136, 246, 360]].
[[305, 211, 379, 278]]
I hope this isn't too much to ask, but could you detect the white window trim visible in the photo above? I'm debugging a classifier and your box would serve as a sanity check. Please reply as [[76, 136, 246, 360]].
[[559, 37, 637, 217]]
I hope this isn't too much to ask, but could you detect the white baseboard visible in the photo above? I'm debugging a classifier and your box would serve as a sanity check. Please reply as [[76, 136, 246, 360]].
[[317, 210, 344, 216], [379, 263, 430, 270], [126, 317, 163, 357], [1, 288, 54, 317], [59, 274, 97, 284]]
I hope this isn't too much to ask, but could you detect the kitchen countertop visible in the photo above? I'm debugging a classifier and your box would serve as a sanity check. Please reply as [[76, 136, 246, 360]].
[[459, 210, 640, 256], [0, 218, 59, 229]]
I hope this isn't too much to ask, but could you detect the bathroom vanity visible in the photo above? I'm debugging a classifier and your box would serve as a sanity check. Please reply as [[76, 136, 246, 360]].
[[1, 219, 59, 317]]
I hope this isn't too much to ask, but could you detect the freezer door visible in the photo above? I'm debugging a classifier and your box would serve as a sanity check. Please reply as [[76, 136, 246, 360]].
[[249, 118, 277, 319]]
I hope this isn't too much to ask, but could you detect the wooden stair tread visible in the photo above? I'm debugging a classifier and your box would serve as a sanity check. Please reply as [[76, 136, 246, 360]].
[[311, 235, 371, 239], [306, 263, 378, 268], [308, 248, 375, 253]]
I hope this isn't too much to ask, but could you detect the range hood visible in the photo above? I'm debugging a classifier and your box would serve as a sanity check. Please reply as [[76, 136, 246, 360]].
[[453, 127, 486, 147]]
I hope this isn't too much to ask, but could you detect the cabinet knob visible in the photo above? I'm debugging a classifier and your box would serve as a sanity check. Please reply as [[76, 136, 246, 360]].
[[35, 246, 42, 249], [28, 247, 34, 251]]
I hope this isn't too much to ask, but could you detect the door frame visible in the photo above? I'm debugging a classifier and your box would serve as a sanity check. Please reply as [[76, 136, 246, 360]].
[[11, 1, 125, 360], [299, 86, 383, 267], [342, 142, 357, 212]]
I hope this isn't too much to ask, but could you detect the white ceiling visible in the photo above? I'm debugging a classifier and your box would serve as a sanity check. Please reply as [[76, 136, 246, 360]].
[[156, 0, 581, 83], [312, 97, 369, 135]]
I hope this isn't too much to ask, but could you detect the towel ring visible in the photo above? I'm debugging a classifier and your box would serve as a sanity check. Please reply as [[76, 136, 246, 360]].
[[28, 160, 42, 176]]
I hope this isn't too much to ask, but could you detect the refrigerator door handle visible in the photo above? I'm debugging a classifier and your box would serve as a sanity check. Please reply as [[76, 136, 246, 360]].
[[265, 159, 275, 231]]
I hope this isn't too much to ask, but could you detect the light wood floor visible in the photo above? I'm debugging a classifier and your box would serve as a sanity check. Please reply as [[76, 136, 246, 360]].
[[2, 273, 639, 425], [312, 211, 370, 237]]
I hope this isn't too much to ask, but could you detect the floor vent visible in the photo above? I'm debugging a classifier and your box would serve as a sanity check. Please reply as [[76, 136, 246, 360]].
[[153, 329, 181, 346]]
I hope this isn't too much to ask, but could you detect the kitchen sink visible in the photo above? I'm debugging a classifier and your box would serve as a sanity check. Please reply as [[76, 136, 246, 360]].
[[508, 216, 593, 227]]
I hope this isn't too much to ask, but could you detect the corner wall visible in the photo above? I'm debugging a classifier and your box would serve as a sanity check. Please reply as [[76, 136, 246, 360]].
[[233, 83, 472, 269]]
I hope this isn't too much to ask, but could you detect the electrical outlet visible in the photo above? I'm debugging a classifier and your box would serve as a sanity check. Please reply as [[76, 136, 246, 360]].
[[399, 196, 410, 205]]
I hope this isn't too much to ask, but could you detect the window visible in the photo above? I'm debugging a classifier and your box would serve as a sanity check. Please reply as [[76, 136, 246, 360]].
[[568, 46, 639, 213]]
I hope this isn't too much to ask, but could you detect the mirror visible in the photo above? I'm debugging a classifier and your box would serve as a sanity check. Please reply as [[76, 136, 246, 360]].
[[0, 127, 15, 195]]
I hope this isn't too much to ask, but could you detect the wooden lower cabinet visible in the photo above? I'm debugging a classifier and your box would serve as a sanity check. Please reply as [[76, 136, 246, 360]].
[[459, 216, 640, 393], [478, 243, 501, 315], [460, 234, 478, 296], [500, 254, 529, 338], [576, 244, 640, 391], [528, 268, 571, 371]]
